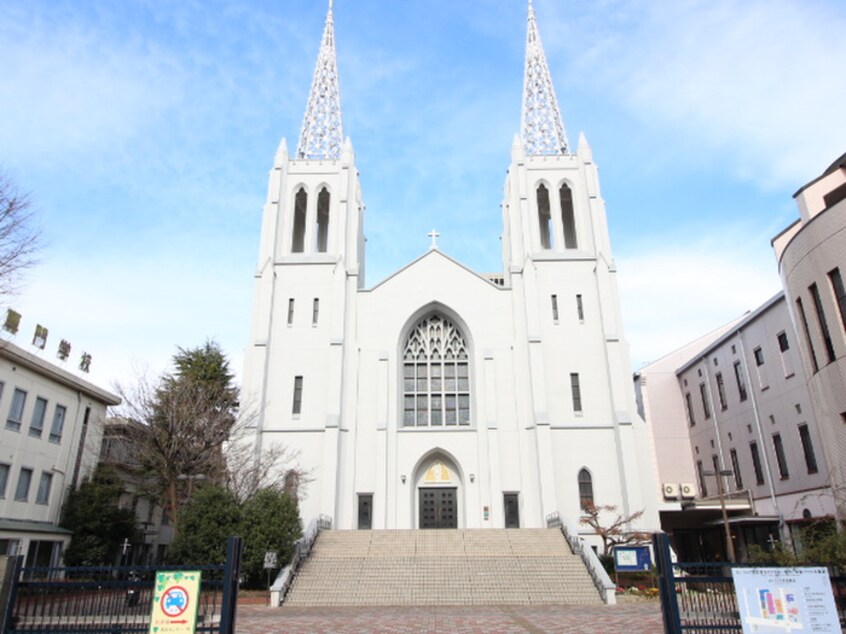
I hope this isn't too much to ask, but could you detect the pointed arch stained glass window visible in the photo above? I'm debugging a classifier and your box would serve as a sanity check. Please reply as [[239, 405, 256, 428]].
[[402, 315, 470, 427]]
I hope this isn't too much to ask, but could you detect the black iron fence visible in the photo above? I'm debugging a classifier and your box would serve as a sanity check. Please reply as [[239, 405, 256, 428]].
[[3, 536, 241, 634], [654, 533, 846, 634]]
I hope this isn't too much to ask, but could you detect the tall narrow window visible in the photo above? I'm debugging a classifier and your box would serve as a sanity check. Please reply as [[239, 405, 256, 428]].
[[685, 392, 695, 426], [6, 388, 26, 432], [730, 449, 743, 490], [35, 472, 52, 505], [772, 433, 789, 479], [315, 187, 330, 253], [699, 383, 711, 419], [796, 298, 819, 372], [576, 294, 584, 321], [809, 283, 836, 363], [733, 361, 748, 402], [777, 332, 793, 377], [798, 424, 819, 474], [312, 298, 320, 326], [578, 468, 593, 510], [292, 376, 303, 415], [754, 347, 764, 366], [829, 268, 846, 335], [402, 314, 471, 427], [560, 184, 577, 248], [551, 295, 559, 322], [287, 298, 295, 326], [29, 397, 47, 438], [15, 467, 32, 501], [696, 460, 707, 497], [0, 463, 9, 498], [49, 405, 66, 444], [570, 373, 582, 413], [750, 442, 765, 485], [716, 373, 728, 410], [291, 188, 307, 253], [537, 184, 552, 249]]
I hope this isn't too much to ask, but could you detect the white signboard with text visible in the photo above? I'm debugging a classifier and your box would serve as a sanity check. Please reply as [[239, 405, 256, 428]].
[[732, 567, 840, 633]]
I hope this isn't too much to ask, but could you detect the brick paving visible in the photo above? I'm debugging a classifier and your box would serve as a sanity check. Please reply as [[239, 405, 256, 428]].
[[234, 602, 663, 633]]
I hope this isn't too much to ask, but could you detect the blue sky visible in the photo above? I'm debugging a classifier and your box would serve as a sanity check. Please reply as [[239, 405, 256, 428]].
[[1, 0, 844, 390]]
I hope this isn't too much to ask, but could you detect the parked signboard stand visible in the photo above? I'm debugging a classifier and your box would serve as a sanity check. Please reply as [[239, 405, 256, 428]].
[[148, 570, 202, 634]]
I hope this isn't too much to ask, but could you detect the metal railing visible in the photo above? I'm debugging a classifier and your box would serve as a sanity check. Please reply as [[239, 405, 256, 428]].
[[3, 536, 242, 634], [270, 514, 331, 606], [546, 511, 617, 605]]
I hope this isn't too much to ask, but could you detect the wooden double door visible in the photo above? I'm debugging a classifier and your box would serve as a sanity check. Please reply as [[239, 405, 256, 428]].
[[419, 487, 457, 529]]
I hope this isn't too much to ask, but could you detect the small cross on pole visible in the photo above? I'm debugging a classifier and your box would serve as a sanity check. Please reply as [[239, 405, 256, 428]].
[[428, 229, 440, 250]]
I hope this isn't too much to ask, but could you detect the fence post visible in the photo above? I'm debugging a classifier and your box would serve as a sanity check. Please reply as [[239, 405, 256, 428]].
[[653, 532, 682, 634], [219, 536, 243, 634], [1, 555, 24, 634]]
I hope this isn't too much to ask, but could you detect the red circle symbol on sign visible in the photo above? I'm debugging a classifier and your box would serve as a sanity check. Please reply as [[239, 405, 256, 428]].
[[160, 585, 190, 617]]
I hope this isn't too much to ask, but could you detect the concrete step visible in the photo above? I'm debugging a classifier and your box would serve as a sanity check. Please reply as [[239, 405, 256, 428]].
[[284, 528, 603, 607]]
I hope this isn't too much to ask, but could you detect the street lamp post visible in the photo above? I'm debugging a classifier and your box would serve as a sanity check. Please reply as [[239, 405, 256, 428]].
[[703, 468, 736, 563]]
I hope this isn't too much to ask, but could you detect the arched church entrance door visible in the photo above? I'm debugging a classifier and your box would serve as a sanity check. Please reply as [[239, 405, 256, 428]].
[[417, 460, 458, 529]]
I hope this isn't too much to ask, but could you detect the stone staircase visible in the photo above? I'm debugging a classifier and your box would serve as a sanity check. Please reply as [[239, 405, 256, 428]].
[[283, 528, 603, 607]]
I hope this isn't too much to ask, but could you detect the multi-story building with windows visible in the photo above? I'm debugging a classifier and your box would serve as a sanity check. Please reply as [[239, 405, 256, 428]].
[[0, 332, 120, 566], [241, 2, 660, 543], [773, 152, 846, 524]]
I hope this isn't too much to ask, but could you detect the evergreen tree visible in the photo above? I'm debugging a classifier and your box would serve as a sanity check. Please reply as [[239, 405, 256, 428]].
[[61, 464, 139, 567], [240, 488, 302, 588], [168, 484, 241, 565]]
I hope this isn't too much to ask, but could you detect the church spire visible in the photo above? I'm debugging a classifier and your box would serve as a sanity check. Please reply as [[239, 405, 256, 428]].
[[296, 0, 344, 160], [521, 0, 569, 156]]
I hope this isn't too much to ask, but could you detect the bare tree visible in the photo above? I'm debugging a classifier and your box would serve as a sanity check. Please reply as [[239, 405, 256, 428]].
[[0, 171, 41, 296], [579, 502, 652, 556]]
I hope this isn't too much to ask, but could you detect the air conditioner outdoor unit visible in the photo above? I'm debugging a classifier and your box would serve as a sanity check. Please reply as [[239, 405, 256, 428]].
[[662, 483, 679, 500], [680, 483, 697, 499]]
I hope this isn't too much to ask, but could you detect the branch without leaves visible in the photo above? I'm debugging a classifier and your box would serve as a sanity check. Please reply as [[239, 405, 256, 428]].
[[0, 171, 41, 297], [579, 502, 652, 556]]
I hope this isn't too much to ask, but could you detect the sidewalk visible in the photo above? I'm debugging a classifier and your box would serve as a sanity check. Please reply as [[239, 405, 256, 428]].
[[235, 602, 663, 633]]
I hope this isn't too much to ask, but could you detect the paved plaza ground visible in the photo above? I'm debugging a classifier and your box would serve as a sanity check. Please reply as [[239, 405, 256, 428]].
[[234, 602, 663, 633]]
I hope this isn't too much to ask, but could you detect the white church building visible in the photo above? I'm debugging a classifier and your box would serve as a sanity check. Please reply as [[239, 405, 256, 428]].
[[242, 1, 660, 539]]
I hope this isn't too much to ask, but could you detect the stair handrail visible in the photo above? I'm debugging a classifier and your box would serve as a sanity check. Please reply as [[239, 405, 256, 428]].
[[270, 514, 332, 606], [546, 511, 616, 605]]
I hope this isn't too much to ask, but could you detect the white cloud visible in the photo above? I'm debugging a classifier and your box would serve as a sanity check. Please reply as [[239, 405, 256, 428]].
[[617, 224, 783, 370]]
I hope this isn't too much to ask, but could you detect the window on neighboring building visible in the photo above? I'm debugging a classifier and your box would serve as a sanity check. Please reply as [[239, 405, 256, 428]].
[[35, 472, 52, 505], [754, 347, 764, 366], [697, 460, 707, 497], [29, 397, 47, 438], [537, 184, 552, 249], [730, 448, 743, 490], [578, 468, 593, 510], [560, 184, 577, 249], [828, 268, 846, 335], [778, 332, 790, 352], [291, 187, 307, 253], [570, 373, 582, 413], [796, 297, 819, 372], [776, 331, 793, 377], [699, 383, 711, 419], [292, 376, 303, 415], [551, 295, 559, 322], [49, 405, 66, 444], [733, 361, 748, 402], [402, 314, 471, 427], [312, 298, 320, 326], [315, 187, 330, 253], [576, 294, 584, 321], [750, 442, 765, 485], [6, 388, 26, 432], [809, 283, 836, 363], [715, 373, 728, 410], [685, 392, 695, 426], [798, 424, 819, 475], [0, 463, 9, 498], [287, 298, 295, 326], [772, 433, 789, 480], [15, 467, 32, 501]]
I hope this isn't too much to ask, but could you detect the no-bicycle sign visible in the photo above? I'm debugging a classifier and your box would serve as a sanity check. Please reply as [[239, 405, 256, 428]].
[[148, 570, 202, 634]]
